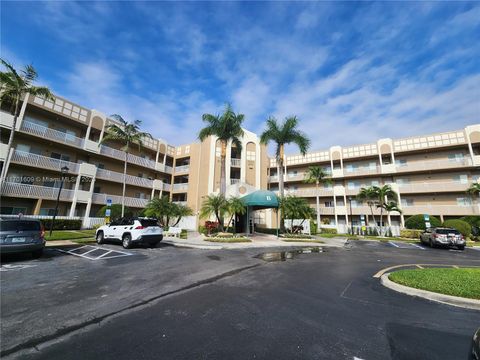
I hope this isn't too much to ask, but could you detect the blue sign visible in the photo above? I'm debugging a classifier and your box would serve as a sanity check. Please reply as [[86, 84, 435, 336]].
[[423, 214, 430, 221], [106, 198, 112, 206], [105, 209, 111, 217]]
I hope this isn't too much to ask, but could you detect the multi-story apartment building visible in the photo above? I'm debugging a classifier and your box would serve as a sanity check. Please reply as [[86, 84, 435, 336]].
[[1, 92, 479, 231]]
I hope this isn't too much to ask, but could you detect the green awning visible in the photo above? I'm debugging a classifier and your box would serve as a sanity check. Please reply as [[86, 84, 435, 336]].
[[241, 190, 279, 209]]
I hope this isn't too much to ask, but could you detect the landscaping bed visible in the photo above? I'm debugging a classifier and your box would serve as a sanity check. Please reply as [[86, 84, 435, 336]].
[[282, 239, 324, 244], [388, 268, 480, 300], [204, 237, 251, 243]]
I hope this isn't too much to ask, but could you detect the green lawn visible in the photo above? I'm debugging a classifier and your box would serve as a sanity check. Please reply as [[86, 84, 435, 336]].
[[389, 268, 480, 300], [317, 233, 342, 238], [45, 230, 96, 241], [204, 237, 252, 243], [282, 239, 324, 244]]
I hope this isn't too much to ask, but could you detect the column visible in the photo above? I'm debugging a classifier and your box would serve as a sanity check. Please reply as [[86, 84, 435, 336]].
[[33, 198, 43, 215], [69, 175, 82, 217]]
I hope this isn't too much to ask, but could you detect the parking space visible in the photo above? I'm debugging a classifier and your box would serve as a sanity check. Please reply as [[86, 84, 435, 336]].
[[387, 241, 425, 250], [56, 245, 134, 261]]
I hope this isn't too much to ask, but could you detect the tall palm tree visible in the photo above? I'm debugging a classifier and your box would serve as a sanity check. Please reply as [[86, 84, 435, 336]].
[[198, 104, 244, 196], [356, 186, 380, 227], [225, 196, 246, 234], [200, 194, 228, 231], [99, 115, 152, 217], [260, 116, 310, 198], [0, 59, 54, 183], [467, 182, 480, 211], [304, 166, 332, 228], [375, 185, 399, 236]]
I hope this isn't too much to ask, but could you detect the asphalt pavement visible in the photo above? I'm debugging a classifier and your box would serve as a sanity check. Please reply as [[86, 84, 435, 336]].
[[1, 240, 479, 360]]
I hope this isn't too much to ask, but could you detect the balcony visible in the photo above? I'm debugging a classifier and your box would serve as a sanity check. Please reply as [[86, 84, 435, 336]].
[[343, 166, 379, 177], [318, 207, 335, 215], [395, 158, 473, 173], [282, 188, 334, 197], [95, 168, 154, 188], [231, 158, 241, 167], [398, 181, 469, 194], [172, 201, 188, 206], [401, 204, 479, 216], [350, 206, 383, 216], [174, 165, 190, 173], [20, 121, 85, 148], [230, 178, 241, 185], [172, 183, 188, 192], [0, 111, 14, 129], [162, 183, 171, 191], [1, 182, 74, 201], [10, 150, 80, 174], [99, 145, 160, 171], [91, 193, 149, 208]]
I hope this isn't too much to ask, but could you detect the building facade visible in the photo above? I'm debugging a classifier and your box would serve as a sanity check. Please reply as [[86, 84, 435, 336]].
[[1, 92, 479, 231]]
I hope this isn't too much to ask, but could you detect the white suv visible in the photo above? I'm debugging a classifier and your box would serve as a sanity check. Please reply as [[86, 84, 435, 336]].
[[96, 217, 163, 249]]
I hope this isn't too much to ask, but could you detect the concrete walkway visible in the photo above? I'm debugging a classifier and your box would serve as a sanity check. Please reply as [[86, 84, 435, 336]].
[[163, 232, 348, 249]]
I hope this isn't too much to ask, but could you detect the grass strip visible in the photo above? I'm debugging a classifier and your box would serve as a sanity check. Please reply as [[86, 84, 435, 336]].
[[45, 230, 96, 241], [204, 237, 252, 243], [282, 239, 325, 243], [388, 268, 480, 300]]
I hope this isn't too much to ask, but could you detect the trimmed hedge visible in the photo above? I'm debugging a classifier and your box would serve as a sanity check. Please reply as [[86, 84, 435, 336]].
[[41, 219, 82, 230], [255, 227, 281, 235], [320, 227, 337, 234], [405, 214, 442, 230], [443, 219, 472, 237], [400, 229, 423, 239], [460, 216, 480, 227], [310, 220, 317, 235]]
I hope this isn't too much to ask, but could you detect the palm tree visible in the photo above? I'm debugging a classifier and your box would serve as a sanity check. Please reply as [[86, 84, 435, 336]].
[[304, 166, 332, 229], [145, 196, 173, 227], [171, 204, 194, 227], [260, 116, 310, 199], [356, 186, 380, 227], [198, 104, 244, 196], [281, 196, 315, 233], [0, 59, 54, 183], [375, 185, 399, 236], [200, 194, 228, 231], [99, 115, 152, 217], [225, 196, 246, 234], [467, 182, 480, 211]]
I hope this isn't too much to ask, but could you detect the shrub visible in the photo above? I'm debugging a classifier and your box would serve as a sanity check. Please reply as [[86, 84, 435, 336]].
[[310, 220, 317, 235], [320, 227, 337, 234], [400, 229, 423, 239], [321, 218, 331, 225], [405, 214, 441, 230], [443, 219, 472, 237], [255, 227, 281, 235], [41, 219, 82, 230], [386, 228, 393, 237], [460, 216, 480, 227]]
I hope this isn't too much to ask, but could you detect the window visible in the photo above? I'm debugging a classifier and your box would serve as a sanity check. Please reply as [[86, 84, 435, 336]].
[[24, 116, 48, 128], [97, 163, 105, 169], [370, 180, 380, 186], [345, 164, 358, 173], [94, 186, 101, 193], [368, 162, 377, 170], [401, 199, 414, 207], [453, 175, 468, 184], [350, 200, 360, 208], [0, 207, 27, 215], [347, 181, 359, 190], [396, 178, 410, 185], [51, 152, 70, 162], [457, 197, 472, 206], [325, 201, 334, 208], [395, 159, 407, 167], [40, 208, 56, 216], [17, 144, 30, 154], [448, 153, 464, 162]]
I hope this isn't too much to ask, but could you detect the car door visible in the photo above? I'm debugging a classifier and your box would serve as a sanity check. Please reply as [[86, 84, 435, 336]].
[[106, 218, 123, 239]]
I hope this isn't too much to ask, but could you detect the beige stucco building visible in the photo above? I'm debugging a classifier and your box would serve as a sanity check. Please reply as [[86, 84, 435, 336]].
[[1, 92, 479, 231]]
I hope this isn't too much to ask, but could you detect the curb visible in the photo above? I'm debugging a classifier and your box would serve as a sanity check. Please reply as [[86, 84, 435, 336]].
[[162, 240, 222, 250], [380, 273, 480, 311]]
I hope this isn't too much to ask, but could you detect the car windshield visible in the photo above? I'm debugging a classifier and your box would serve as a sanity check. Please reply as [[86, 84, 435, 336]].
[[436, 229, 460, 235], [140, 219, 159, 227], [0, 220, 41, 232]]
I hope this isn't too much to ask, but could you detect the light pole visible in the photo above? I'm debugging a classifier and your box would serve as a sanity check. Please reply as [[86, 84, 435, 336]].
[[50, 166, 69, 236], [348, 196, 353, 235]]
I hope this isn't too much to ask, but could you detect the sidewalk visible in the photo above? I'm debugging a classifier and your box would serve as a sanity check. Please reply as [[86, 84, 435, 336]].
[[163, 232, 347, 250]]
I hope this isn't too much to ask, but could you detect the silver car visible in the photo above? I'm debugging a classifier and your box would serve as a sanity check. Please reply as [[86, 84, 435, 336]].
[[420, 227, 465, 250], [0, 218, 46, 258]]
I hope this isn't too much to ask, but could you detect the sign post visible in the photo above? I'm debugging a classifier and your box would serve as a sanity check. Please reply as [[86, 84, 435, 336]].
[[424, 214, 430, 229], [105, 198, 112, 224]]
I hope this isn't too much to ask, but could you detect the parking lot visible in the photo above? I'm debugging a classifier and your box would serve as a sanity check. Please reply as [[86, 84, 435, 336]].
[[1, 240, 479, 359]]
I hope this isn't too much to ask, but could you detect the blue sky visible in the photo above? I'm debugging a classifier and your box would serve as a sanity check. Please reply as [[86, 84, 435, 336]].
[[1, 2, 479, 154]]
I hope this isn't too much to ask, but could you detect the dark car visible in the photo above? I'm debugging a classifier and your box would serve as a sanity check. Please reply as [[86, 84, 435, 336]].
[[471, 328, 480, 360], [420, 227, 465, 250], [0, 218, 45, 258]]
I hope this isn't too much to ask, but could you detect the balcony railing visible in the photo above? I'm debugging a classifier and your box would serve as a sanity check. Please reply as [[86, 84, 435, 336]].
[[398, 181, 469, 193], [99, 145, 160, 171], [10, 150, 80, 174], [162, 183, 171, 191], [21, 121, 85, 148], [95, 168, 154, 188], [91, 193, 149, 208], [343, 166, 379, 177], [172, 183, 188, 192], [395, 158, 473, 173], [231, 158, 241, 167], [280, 188, 334, 197], [318, 207, 335, 215], [174, 165, 190, 173], [172, 201, 187, 206], [230, 178, 241, 185], [401, 204, 478, 216], [1, 182, 74, 201]]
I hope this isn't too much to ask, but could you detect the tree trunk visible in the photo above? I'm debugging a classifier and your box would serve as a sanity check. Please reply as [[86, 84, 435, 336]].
[[0, 97, 20, 184], [278, 145, 285, 232], [315, 181, 320, 232], [379, 208, 384, 236], [220, 140, 227, 195], [122, 152, 127, 217]]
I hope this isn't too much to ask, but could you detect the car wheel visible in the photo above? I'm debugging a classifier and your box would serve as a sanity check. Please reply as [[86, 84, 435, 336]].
[[96, 231, 105, 244], [122, 234, 132, 249], [429, 239, 435, 248], [458, 246, 465, 251], [32, 249, 43, 259], [150, 241, 160, 248]]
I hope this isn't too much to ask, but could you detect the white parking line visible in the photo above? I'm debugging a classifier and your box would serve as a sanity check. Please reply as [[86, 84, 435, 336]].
[[0, 264, 38, 272], [57, 245, 133, 261], [408, 243, 425, 250], [388, 241, 400, 248]]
